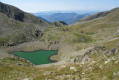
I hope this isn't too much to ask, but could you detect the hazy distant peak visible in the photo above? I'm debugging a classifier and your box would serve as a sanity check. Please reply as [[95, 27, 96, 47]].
[[79, 7, 119, 22]]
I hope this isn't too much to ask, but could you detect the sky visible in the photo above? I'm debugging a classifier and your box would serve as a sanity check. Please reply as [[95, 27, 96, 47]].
[[0, 0, 119, 13]]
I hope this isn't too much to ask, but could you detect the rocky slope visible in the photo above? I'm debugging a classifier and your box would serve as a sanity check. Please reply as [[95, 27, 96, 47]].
[[79, 7, 119, 22], [0, 2, 50, 26], [0, 2, 66, 47]]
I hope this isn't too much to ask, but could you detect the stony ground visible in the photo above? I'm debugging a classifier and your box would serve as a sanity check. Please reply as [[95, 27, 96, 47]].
[[0, 38, 119, 80]]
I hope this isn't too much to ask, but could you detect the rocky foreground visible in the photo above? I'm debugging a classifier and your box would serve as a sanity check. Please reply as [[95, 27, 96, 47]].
[[0, 38, 118, 80]]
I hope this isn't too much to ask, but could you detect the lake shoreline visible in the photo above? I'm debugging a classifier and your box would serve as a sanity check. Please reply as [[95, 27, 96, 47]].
[[8, 50, 58, 65]]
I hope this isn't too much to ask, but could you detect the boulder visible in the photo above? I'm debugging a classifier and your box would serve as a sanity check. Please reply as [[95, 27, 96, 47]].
[[104, 48, 118, 55], [74, 58, 78, 62], [84, 45, 105, 56], [93, 45, 105, 51], [84, 49, 93, 56], [43, 71, 53, 75], [81, 55, 90, 64], [70, 67, 77, 72], [23, 78, 29, 80], [104, 59, 110, 64], [111, 48, 117, 53], [73, 56, 82, 62], [104, 51, 111, 55]]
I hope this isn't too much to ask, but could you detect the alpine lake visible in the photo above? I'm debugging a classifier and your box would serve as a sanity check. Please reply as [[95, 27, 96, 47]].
[[11, 50, 58, 65]]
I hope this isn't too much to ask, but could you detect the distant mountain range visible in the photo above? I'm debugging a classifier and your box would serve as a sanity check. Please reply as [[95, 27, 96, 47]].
[[34, 13, 91, 25], [33, 10, 99, 16]]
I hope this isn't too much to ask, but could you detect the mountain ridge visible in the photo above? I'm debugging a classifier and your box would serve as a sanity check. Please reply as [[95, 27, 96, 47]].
[[0, 2, 50, 27], [37, 12, 90, 25], [0, 2, 54, 46], [79, 7, 119, 22]]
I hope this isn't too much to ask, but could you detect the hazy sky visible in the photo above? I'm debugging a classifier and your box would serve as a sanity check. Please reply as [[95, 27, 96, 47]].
[[1, 0, 119, 13]]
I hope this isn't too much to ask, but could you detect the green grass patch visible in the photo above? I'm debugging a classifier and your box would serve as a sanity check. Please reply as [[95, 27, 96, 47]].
[[103, 39, 119, 50], [74, 33, 93, 43]]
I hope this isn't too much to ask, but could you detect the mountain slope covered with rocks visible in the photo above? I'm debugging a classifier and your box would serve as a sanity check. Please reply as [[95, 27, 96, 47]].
[[0, 2, 68, 47], [0, 2, 119, 80]]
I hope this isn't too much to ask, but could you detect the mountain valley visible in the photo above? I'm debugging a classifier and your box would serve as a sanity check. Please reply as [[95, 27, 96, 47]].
[[0, 2, 119, 80], [36, 13, 90, 25]]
